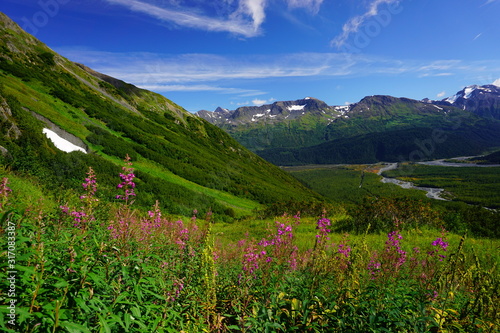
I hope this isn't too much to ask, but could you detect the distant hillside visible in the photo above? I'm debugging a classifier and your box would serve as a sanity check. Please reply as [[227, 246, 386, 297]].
[[258, 126, 499, 165], [0, 12, 321, 220]]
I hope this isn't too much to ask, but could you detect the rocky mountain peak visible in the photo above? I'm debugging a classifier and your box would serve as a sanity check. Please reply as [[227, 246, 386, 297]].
[[196, 97, 339, 126], [442, 83, 500, 119]]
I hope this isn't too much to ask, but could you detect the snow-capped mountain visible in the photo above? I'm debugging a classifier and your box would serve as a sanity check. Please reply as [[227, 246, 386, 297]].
[[196, 97, 342, 126], [442, 81, 500, 119]]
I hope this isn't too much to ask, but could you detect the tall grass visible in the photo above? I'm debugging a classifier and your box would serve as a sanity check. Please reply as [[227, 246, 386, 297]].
[[0, 159, 498, 332]]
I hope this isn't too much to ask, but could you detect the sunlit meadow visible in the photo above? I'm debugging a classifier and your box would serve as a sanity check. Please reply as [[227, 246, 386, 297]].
[[0, 157, 498, 332]]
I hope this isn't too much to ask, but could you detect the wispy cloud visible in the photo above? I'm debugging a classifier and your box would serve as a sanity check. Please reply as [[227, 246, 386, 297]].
[[330, 0, 401, 48], [481, 0, 498, 6], [436, 91, 446, 98], [57, 47, 500, 97], [59, 49, 357, 84], [285, 0, 324, 14], [103, 0, 328, 37], [139, 84, 262, 94], [104, 0, 266, 37]]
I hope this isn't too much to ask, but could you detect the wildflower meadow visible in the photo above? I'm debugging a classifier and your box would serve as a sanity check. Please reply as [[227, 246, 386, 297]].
[[0, 157, 498, 332]]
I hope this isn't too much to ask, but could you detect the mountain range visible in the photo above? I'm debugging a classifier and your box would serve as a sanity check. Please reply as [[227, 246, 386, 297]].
[[0, 12, 320, 220], [196, 83, 500, 165]]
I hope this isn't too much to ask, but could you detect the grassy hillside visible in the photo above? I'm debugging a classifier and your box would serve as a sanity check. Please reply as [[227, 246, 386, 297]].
[[0, 12, 321, 220]]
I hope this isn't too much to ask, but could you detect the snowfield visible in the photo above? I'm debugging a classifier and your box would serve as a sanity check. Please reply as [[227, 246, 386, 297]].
[[43, 128, 87, 154]]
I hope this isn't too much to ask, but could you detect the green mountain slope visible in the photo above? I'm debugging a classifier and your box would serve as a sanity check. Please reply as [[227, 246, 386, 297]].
[[0, 12, 320, 219]]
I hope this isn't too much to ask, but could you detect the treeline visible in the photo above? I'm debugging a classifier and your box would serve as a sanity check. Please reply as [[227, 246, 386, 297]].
[[257, 126, 500, 165]]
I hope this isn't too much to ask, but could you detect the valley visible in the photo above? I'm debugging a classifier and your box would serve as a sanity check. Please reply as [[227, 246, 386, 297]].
[[0, 10, 499, 332]]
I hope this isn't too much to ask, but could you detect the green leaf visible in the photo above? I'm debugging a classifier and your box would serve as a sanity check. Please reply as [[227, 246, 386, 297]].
[[54, 279, 69, 289], [75, 297, 92, 313], [141, 288, 166, 300], [134, 284, 143, 302], [124, 312, 132, 330], [131, 306, 141, 319], [59, 321, 92, 333], [97, 314, 112, 333]]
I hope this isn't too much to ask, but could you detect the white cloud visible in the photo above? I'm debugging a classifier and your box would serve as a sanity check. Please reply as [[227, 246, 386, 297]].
[[436, 91, 446, 98], [331, 0, 401, 48], [235, 0, 267, 32], [104, 0, 264, 37], [417, 60, 461, 73], [252, 98, 268, 105], [493, 78, 500, 87]]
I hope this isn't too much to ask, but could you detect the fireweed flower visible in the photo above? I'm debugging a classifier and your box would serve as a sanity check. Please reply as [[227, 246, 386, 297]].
[[116, 155, 136, 203], [385, 230, 407, 268], [81, 168, 98, 200], [429, 237, 449, 261], [242, 246, 263, 276], [255, 220, 297, 271], [337, 243, 351, 258], [0, 177, 12, 210], [316, 217, 331, 243], [367, 253, 381, 280], [60, 167, 98, 230], [167, 279, 185, 302]]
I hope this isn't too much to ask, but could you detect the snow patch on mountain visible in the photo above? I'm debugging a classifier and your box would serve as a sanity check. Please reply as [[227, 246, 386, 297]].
[[493, 78, 500, 87], [463, 86, 477, 99], [43, 128, 87, 153], [287, 104, 306, 111]]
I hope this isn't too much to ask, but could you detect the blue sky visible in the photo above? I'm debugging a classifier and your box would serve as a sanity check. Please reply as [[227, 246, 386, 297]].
[[2, 0, 500, 112]]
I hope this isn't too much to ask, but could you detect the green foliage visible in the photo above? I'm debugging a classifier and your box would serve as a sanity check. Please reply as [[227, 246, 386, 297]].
[[258, 127, 496, 165], [257, 200, 336, 219], [340, 197, 442, 234], [1, 175, 498, 332], [38, 52, 55, 67]]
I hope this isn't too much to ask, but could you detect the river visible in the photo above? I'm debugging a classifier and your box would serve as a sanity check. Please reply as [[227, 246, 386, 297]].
[[377, 163, 448, 200], [418, 158, 500, 167], [377, 158, 500, 201]]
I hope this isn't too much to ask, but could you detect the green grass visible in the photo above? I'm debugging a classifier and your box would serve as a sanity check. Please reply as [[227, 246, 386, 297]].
[[0, 167, 57, 212], [1, 74, 92, 139], [132, 158, 262, 216]]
